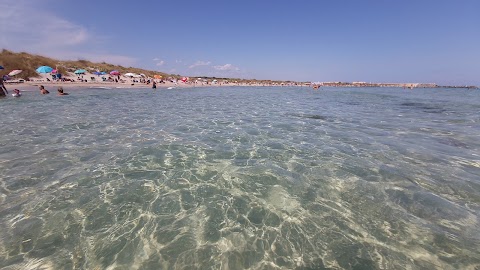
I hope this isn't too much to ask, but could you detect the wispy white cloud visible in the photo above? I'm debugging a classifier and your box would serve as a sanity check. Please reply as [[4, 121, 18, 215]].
[[152, 58, 165, 67], [189, 61, 211, 69], [214, 64, 240, 71], [0, 0, 137, 66], [0, 0, 88, 50], [182, 61, 244, 78], [79, 54, 138, 67]]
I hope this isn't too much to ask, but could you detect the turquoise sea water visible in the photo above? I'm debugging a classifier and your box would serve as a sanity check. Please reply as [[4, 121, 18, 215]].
[[0, 86, 479, 269]]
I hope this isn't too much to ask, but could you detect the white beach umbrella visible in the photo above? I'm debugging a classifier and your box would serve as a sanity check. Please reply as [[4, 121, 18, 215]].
[[124, 72, 136, 77], [8, 70, 22, 76]]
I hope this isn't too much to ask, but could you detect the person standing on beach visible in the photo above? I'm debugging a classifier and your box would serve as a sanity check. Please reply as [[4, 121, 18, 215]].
[[152, 81, 157, 89], [0, 76, 8, 96], [39, 85, 50, 94]]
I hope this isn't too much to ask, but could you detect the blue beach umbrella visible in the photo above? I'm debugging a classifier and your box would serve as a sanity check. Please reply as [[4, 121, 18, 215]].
[[74, 69, 87, 74], [93, 71, 102, 75], [0, 65, 4, 69], [36, 66, 53, 73]]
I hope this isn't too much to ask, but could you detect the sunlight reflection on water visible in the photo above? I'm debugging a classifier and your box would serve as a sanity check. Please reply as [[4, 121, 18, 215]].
[[0, 86, 479, 269]]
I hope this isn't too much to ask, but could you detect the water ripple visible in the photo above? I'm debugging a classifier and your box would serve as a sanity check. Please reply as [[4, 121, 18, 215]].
[[0, 87, 479, 269]]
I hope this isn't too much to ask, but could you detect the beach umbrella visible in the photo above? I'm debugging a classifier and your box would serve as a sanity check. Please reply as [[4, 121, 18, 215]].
[[100, 71, 107, 75], [93, 71, 102, 75], [124, 72, 136, 77], [110, 70, 120, 75], [153, 75, 162, 79], [36, 66, 53, 73], [51, 69, 58, 74], [74, 69, 86, 74], [0, 65, 4, 69], [8, 70, 22, 76]]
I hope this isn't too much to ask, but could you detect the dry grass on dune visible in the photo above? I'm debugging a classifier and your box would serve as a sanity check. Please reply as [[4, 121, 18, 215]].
[[0, 49, 170, 80], [0, 50, 60, 79], [0, 49, 297, 85]]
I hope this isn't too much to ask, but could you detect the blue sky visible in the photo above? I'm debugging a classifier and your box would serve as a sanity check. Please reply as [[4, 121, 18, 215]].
[[1, 0, 479, 85]]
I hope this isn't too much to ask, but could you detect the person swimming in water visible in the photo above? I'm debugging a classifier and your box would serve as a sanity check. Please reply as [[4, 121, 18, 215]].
[[39, 85, 50, 94], [12, 89, 21, 97], [57, 87, 69, 95]]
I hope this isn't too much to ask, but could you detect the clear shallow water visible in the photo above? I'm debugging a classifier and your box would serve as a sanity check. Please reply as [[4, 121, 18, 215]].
[[0, 86, 479, 270]]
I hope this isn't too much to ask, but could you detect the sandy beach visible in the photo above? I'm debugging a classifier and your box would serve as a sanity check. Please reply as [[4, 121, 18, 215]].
[[6, 81, 182, 92], [5, 76, 212, 92], [3, 71, 283, 93]]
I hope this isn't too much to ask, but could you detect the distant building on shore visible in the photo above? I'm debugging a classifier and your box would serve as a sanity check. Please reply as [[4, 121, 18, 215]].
[[316, 81, 439, 88]]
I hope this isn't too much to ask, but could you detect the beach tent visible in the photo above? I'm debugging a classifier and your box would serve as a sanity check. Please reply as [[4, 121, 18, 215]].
[[153, 75, 162, 79], [36, 66, 53, 73], [74, 69, 87, 74]]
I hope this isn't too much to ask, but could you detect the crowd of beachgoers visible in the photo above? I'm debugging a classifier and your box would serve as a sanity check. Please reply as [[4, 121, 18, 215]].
[[0, 62, 316, 98], [0, 71, 309, 98]]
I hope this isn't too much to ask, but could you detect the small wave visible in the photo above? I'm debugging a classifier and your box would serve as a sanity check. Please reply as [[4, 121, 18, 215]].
[[401, 102, 447, 114], [289, 113, 328, 120]]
